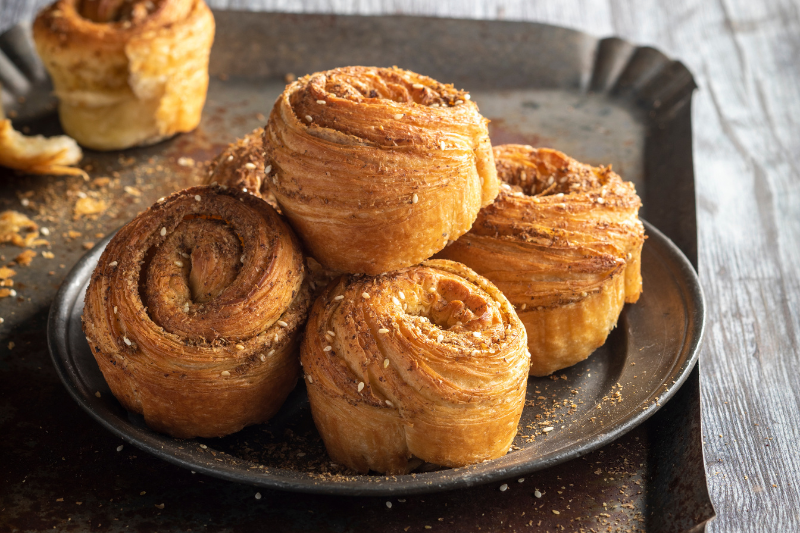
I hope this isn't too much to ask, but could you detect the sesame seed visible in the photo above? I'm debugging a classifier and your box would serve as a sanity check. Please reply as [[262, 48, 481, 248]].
[[95, 391, 101, 398], [499, 484, 508, 492], [521, 303, 527, 310], [581, 292, 588, 297], [597, 197, 605, 204], [259, 354, 266, 361], [273, 176, 278, 185], [464, 94, 471, 100], [194, 195, 201, 202], [307, 375, 313, 383], [547, 177, 554, 186], [518, 478, 525, 483], [174, 261, 183, 267], [626, 252, 632, 260], [378, 328, 390, 334], [235, 344, 245, 350], [199, 444, 207, 449], [277, 320, 288, 327], [241, 255, 245, 263], [116, 445, 123, 452], [323, 346, 332, 352], [386, 501, 392, 508], [227, 155, 234, 161], [265, 165, 272, 174], [41, 227, 50, 236], [334, 295, 344, 301], [412, 83, 424, 89], [183, 303, 189, 313], [471, 349, 479, 356], [392, 297, 400, 305], [472, 331, 481, 338], [394, 114, 404, 120], [411, 194, 419, 204], [440, 141, 445, 150], [109, 261, 118, 267], [255, 493, 262, 500], [437, 334, 444, 343], [357, 382, 365, 392], [244, 162, 256, 170], [327, 330, 336, 337], [123, 336, 132, 346], [305, 115, 313, 122], [362, 292, 370, 299], [113, 306, 118, 314], [160, 227, 167, 237], [221, 371, 231, 377], [386, 400, 393, 407], [181, 253, 190, 258], [534, 490, 542, 498], [399, 291, 405, 300], [543, 427, 554, 433], [552, 510, 560, 515], [316, 100, 326, 105], [455, 99, 464, 105], [383, 359, 390, 368], [268, 350, 275, 356]]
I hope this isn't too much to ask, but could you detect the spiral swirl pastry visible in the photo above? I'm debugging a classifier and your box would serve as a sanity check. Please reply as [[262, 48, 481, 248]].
[[82, 185, 311, 438], [301, 259, 529, 474], [33, 0, 215, 150], [206, 128, 284, 212], [265, 66, 499, 275], [438, 145, 644, 376]]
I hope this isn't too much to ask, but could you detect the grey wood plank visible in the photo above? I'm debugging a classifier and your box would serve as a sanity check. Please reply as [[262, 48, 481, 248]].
[[2, 0, 800, 531]]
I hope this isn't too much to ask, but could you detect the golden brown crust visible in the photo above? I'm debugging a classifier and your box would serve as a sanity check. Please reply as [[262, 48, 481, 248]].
[[205, 128, 282, 212], [265, 66, 499, 275], [82, 185, 310, 438], [33, 0, 214, 150], [437, 145, 645, 376], [301, 259, 529, 474]]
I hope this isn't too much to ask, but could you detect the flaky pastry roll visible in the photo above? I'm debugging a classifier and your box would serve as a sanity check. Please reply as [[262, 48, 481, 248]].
[[82, 185, 310, 438], [33, 0, 215, 150], [301, 259, 529, 474], [266, 66, 499, 275], [438, 145, 644, 376]]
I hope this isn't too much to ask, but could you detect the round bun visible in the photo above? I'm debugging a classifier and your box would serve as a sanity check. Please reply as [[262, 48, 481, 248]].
[[82, 185, 310, 438], [301, 259, 529, 474], [438, 145, 645, 376]]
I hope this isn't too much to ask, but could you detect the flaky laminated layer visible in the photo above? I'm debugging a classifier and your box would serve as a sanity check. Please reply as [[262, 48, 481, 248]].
[[266, 66, 499, 275], [301, 259, 529, 474], [82, 185, 310, 438], [33, 0, 214, 150], [438, 145, 645, 376]]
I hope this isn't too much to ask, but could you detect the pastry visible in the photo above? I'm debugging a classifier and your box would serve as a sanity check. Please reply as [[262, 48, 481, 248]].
[[206, 128, 281, 212], [265, 66, 499, 275], [437, 145, 645, 376], [33, 0, 215, 151], [82, 185, 310, 438], [301, 259, 529, 474], [0, 96, 84, 177]]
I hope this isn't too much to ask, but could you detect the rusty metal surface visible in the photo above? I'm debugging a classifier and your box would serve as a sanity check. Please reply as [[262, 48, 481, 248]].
[[0, 11, 713, 531]]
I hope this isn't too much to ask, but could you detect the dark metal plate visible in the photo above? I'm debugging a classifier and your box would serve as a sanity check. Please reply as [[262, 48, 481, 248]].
[[47, 219, 704, 496]]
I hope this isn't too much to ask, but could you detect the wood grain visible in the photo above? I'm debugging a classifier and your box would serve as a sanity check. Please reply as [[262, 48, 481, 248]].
[[2, 0, 799, 531]]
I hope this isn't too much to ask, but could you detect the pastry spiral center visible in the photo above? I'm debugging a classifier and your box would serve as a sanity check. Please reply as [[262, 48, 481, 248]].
[[79, 0, 161, 23], [144, 218, 243, 333]]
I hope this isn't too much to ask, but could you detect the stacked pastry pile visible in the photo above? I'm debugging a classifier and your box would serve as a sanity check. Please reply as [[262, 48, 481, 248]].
[[81, 66, 644, 475]]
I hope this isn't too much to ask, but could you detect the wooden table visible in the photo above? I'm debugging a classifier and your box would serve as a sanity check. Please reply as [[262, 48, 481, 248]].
[[1, 1, 798, 531]]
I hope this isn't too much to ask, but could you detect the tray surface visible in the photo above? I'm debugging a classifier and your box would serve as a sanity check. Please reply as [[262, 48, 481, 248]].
[[47, 220, 704, 496]]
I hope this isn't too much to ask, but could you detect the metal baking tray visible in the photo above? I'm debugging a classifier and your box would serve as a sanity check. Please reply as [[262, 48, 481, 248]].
[[2, 10, 714, 531]]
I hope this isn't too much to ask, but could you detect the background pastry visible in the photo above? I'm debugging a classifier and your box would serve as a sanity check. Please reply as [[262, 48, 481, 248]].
[[437, 145, 644, 376], [82, 185, 310, 438], [301, 259, 529, 474], [265, 66, 498, 275], [33, 0, 215, 151], [206, 128, 281, 212]]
